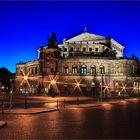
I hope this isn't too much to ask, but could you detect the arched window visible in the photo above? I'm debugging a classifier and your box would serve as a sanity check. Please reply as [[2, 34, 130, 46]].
[[99, 65, 105, 74], [90, 65, 96, 75], [64, 48, 67, 52], [83, 48, 86, 52], [89, 48, 92, 52], [81, 65, 87, 75], [77, 47, 80, 51], [64, 65, 68, 74], [72, 65, 78, 74], [70, 48, 74, 51]]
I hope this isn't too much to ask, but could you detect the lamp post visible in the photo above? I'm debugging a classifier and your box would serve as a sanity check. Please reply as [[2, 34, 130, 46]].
[[100, 82, 102, 101], [122, 86, 126, 97], [51, 79, 56, 98], [76, 83, 80, 105], [91, 82, 95, 97], [115, 82, 118, 96], [9, 79, 14, 109], [24, 76, 28, 109], [100, 74, 103, 101], [138, 82, 140, 94], [1, 86, 5, 114], [24, 84, 27, 109]]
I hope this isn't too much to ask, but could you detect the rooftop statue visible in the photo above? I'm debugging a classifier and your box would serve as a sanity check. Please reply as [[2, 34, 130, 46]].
[[47, 33, 58, 48]]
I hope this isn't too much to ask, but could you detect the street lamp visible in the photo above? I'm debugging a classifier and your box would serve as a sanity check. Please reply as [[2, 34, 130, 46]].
[[100, 82, 103, 100], [91, 82, 95, 97], [122, 86, 126, 97], [115, 82, 118, 96], [50, 79, 56, 97], [24, 76, 28, 109], [76, 82, 80, 105], [1, 86, 5, 93], [122, 86, 125, 90], [138, 82, 140, 94], [76, 83, 80, 87], [51, 79, 56, 85], [1, 86, 5, 114], [99, 72, 104, 100], [24, 76, 28, 81], [9, 78, 14, 108], [105, 85, 109, 89]]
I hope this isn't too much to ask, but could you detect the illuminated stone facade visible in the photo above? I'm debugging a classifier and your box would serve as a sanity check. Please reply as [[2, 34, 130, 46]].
[[16, 29, 140, 96]]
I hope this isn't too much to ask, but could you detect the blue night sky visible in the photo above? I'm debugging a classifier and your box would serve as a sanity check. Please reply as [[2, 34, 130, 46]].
[[0, 1, 140, 73]]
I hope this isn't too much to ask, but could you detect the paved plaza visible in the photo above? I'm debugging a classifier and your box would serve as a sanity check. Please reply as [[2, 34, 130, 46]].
[[0, 96, 140, 139]]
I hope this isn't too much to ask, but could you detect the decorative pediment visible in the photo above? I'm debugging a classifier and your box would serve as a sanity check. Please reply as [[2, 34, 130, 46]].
[[65, 32, 105, 43]]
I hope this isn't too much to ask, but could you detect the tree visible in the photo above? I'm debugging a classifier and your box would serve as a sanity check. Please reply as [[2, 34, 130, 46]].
[[0, 67, 13, 92]]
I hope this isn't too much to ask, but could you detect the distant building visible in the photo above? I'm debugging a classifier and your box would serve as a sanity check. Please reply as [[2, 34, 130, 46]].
[[15, 28, 140, 97]]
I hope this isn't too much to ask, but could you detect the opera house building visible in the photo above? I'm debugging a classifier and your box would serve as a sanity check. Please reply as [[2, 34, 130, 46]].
[[15, 28, 140, 97]]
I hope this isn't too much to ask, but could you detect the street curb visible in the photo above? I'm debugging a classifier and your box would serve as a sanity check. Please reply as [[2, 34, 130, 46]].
[[0, 121, 7, 129], [67, 100, 127, 109], [74, 99, 131, 108], [77, 104, 102, 108], [30, 109, 59, 115], [3, 109, 59, 115], [67, 104, 102, 109]]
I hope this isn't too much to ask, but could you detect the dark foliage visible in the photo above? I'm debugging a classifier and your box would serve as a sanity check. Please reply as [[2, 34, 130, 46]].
[[0, 67, 13, 92]]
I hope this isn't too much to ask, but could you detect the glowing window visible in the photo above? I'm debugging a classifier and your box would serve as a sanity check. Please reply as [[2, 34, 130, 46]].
[[81, 65, 87, 75], [90, 65, 96, 75], [99, 65, 105, 74], [64, 65, 68, 74], [72, 65, 78, 74]]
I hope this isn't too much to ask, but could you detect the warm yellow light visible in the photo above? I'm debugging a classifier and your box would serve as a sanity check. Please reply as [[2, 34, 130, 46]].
[[115, 82, 118, 86], [76, 83, 80, 87], [51, 79, 56, 85], [102, 103, 112, 110], [51, 80, 53, 84], [91, 82, 95, 86], [122, 86, 125, 90], [106, 86, 109, 89], [120, 100, 127, 104], [133, 87, 136, 90], [1, 86, 4, 89], [24, 76, 28, 80]]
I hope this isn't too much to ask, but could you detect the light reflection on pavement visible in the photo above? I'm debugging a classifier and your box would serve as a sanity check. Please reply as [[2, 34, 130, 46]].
[[0, 98, 140, 139]]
